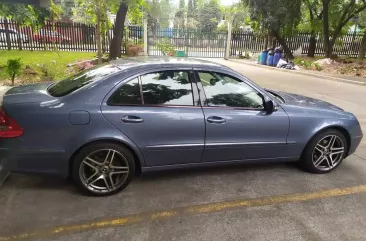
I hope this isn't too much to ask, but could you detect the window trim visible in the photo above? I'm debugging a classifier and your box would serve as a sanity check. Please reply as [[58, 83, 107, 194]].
[[106, 68, 201, 108], [194, 70, 266, 111]]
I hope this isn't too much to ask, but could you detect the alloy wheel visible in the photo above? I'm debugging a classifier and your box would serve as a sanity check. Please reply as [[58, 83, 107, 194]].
[[79, 149, 130, 194], [312, 135, 345, 171]]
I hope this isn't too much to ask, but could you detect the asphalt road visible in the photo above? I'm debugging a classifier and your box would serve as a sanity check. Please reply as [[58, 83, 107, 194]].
[[1, 60, 366, 241]]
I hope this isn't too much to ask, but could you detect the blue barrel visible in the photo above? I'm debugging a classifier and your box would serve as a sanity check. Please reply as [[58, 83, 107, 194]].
[[260, 51, 268, 65], [267, 50, 274, 66], [273, 52, 281, 66]]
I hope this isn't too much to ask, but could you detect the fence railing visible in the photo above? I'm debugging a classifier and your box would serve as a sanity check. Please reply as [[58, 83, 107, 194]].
[[148, 28, 227, 57], [1, 18, 364, 58], [230, 30, 365, 57], [0, 18, 142, 53]]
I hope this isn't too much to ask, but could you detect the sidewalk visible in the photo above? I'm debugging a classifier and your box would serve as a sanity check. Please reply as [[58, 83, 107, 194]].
[[229, 58, 366, 86]]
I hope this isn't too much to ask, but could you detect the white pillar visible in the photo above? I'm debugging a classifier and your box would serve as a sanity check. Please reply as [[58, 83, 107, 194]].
[[143, 18, 148, 56], [225, 20, 233, 60]]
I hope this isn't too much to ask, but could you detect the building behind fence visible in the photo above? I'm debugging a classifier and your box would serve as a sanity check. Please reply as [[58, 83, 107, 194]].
[[0, 18, 364, 58]]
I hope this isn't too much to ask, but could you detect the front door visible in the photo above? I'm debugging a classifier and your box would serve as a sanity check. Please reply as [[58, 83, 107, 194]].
[[195, 70, 290, 162], [102, 68, 205, 167]]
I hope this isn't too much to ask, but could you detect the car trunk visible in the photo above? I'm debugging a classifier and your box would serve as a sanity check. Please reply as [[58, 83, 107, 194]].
[[2, 83, 56, 105]]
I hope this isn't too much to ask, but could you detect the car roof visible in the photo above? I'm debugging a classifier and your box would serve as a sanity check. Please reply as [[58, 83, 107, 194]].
[[110, 56, 229, 70]]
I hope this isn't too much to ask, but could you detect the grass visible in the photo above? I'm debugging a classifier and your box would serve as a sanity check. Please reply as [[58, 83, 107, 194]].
[[0, 50, 97, 84]]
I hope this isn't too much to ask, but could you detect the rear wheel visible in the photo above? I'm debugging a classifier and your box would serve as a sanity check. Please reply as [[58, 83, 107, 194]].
[[301, 129, 348, 174], [72, 142, 135, 196]]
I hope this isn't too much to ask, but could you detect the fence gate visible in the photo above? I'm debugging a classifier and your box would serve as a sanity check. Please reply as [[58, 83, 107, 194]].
[[147, 28, 227, 58]]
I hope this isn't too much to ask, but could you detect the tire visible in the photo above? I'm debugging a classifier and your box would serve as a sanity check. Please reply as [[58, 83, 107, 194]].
[[301, 129, 348, 174], [72, 142, 135, 196]]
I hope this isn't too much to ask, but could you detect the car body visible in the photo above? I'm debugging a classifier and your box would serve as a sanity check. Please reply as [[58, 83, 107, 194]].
[[33, 29, 70, 44], [0, 57, 363, 196], [0, 28, 29, 43]]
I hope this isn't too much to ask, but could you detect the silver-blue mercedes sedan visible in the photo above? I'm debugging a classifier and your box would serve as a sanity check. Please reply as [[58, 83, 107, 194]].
[[0, 57, 363, 196]]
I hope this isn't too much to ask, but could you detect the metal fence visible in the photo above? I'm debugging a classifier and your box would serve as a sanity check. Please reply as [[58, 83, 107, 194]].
[[0, 18, 142, 53], [1, 18, 364, 58], [147, 28, 227, 58], [231, 30, 365, 57]]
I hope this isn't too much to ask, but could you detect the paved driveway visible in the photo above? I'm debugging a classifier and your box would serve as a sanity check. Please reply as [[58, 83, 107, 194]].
[[0, 62, 366, 241]]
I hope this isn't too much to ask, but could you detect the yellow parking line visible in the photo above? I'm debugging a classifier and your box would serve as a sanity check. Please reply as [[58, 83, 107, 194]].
[[1, 185, 366, 241]]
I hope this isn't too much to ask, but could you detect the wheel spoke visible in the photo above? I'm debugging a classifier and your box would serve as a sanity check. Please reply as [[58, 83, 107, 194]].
[[83, 157, 100, 170], [85, 171, 99, 184], [102, 176, 111, 191], [315, 145, 324, 154], [327, 136, 336, 148], [108, 173, 116, 190], [103, 150, 115, 165], [314, 155, 325, 167], [325, 156, 334, 168], [89, 174, 104, 186]]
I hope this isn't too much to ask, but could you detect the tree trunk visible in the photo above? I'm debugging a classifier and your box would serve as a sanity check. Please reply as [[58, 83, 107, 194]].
[[109, 1, 128, 60], [358, 31, 366, 61], [307, 33, 317, 58], [263, 35, 268, 50], [322, 1, 331, 58], [272, 30, 294, 59], [95, 1, 103, 65]]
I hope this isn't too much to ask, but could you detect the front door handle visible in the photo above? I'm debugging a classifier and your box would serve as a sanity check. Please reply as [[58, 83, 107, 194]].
[[121, 116, 144, 123], [207, 116, 226, 124]]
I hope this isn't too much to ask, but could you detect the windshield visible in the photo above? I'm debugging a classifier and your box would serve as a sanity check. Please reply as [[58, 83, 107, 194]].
[[48, 64, 120, 97]]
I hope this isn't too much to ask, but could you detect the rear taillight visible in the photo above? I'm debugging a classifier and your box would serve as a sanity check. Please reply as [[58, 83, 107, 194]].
[[0, 108, 23, 138]]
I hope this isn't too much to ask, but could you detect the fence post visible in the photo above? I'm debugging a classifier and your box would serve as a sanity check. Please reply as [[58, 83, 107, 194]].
[[143, 18, 148, 56], [4, 19, 12, 50], [225, 20, 233, 60]]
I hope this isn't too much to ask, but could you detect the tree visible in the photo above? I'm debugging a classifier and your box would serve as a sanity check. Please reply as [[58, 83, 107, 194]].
[[322, 0, 366, 58], [358, 10, 366, 61], [109, 0, 145, 59], [243, 0, 302, 59], [300, 0, 323, 57], [197, 0, 222, 33]]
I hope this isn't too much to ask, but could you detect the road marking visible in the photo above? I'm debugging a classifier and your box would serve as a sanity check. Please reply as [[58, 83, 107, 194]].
[[1, 185, 366, 241]]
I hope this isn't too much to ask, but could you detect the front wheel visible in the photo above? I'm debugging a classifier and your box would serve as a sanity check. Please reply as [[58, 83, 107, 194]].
[[72, 142, 135, 196], [301, 129, 348, 174]]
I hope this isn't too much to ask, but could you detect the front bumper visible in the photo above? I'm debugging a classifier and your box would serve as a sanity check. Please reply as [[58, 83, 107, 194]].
[[348, 135, 363, 156]]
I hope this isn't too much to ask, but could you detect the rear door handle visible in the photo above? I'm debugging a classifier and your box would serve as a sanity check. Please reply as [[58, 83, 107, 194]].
[[121, 116, 144, 123], [207, 116, 226, 124]]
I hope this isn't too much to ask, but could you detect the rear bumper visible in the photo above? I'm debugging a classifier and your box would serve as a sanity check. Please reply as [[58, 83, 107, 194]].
[[0, 147, 69, 177]]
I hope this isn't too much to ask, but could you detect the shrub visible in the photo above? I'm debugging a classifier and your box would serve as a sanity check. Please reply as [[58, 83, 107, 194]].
[[156, 38, 175, 56], [6, 58, 22, 86], [313, 63, 323, 71]]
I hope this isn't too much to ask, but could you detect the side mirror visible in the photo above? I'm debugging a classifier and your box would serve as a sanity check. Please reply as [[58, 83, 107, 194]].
[[264, 100, 275, 114]]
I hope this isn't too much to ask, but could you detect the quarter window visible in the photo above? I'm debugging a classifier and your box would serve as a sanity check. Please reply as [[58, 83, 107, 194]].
[[198, 71, 264, 109]]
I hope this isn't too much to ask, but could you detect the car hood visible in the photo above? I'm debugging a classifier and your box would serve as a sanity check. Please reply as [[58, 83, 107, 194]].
[[268, 90, 344, 112], [3, 82, 55, 105]]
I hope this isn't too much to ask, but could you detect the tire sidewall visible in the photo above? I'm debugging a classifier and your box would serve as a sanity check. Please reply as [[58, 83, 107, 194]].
[[72, 142, 135, 196]]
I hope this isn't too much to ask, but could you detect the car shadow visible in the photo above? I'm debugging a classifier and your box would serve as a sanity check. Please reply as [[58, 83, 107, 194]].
[[1, 161, 300, 193]]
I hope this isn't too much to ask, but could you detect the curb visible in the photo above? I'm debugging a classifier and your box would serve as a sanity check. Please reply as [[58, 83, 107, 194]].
[[228, 59, 366, 86]]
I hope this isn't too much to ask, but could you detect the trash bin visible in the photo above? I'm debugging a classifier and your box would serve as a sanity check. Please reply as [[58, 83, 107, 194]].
[[175, 50, 185, 57]]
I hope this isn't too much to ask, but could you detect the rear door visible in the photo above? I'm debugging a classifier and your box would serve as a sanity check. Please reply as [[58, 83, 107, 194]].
[[102, 68, 205, 167]]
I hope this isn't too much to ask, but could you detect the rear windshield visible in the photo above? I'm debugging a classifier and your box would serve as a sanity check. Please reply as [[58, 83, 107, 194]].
[[48, 65, 120, 97]]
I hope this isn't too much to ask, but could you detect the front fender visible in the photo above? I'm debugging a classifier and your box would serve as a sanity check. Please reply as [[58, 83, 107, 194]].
[[282, 105, 359, 157]]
